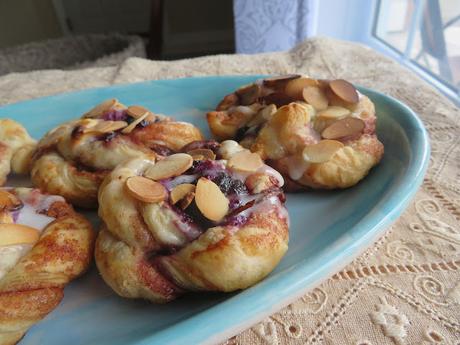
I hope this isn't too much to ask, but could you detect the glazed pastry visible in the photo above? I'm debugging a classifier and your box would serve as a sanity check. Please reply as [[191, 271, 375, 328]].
[[0, 188, 94, 345], [0, 119, 36, 186], [207, 75, 384, 190], [31, 99, 203, 208], [95, 140, 289, 302]]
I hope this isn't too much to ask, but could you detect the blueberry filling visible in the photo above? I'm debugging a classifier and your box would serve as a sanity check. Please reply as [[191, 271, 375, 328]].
[[101, 109, 128, 121]]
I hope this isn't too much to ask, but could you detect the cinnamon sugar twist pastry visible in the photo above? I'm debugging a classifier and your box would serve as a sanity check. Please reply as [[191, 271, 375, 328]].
[[0, 119, 36, 186], [0, 188, 94, 345], [207, 75, 384, 190], [31, 99, 203, 208], [95, 140, 289, 302]]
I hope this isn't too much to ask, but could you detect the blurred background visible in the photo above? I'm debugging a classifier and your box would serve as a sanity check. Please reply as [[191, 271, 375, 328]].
[[0, 0, 458, 104]]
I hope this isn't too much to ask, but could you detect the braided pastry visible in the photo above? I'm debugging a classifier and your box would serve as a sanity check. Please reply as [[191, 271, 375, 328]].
[[207, 75, 384, 190], [0, 187, 94, 345], [95, 140, 289, 302], [31, 99, 203, 208], [0, 119, 36, 186]]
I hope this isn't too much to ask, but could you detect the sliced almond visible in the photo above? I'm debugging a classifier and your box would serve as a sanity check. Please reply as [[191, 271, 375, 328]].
[[121, 113, 149, 134], [0, 211, 13, 223], [322, 117, 365, 139], [178, 191, 195, 210], [170, 183, 196, 205], [228, 150, 263, 172], [303, 140, 344, 163], [0, 190, 22, 211], [302, 86, 329, 110], [0, 223, 40, 246], [83, 120, 128, 134], [195, 178, 229, 221], [186, 149, 216, 161], [125, 176, 166, 203], [263, 74, 301, 89], [285, 77, 319, 99], [144, 153, 193, 181], [127, 105, 150, 119], [317, 106, 351, 120], [329, 79, 359, 104], [83, 98, 120, 118], [236, 84, 261, 105], [247, 104, 277, 127]]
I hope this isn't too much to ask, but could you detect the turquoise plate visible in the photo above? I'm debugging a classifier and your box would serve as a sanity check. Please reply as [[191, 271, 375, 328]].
[[0, 76, 429, 345]]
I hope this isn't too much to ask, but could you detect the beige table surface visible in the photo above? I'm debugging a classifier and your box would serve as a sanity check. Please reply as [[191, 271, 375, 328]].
[[1, 37, 459, 345]]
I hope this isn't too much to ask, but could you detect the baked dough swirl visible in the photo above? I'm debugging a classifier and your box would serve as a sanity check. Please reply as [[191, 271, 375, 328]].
[[0, 188, 94, 345], [31, 99, 203, 208], [207, 75, 384, 190], [95, 140, 289, 302], [0, 119, 36, 186]]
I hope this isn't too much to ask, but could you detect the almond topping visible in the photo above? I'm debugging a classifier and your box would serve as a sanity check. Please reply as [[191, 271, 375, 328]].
[[0, 223, 40, 246], [317, 106, 351, 120], [144, 153, 193, 180], [236, 84, 261, 105], [178, 191, 195, 210], [0, 211, 13, 223], [83, 98, 121, 118], [263, 74, 301, 89], [127, 105, 150, 119], [228, 150, 263, 172], [0, 190, 22, 211], [303, 140, 344, 163], [125, 176, 166, 203], [195, 178, 229, 221], [83, 120, 128, 134], [321, 117, 365, 139], [186, 149, 216, 161], [329, 79, 359, 104], [285, 77, 319, 99], [302, 86, 329, 110], [170, 183, 196, 205], [121, 113, 149, 134]]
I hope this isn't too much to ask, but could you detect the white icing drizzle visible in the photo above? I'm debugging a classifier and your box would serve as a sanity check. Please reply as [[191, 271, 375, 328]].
[[0, 189, 65, 280], [286, 154, 311, 181]]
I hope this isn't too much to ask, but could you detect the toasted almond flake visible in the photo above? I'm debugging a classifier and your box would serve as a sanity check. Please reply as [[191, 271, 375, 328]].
[[195, 178, 229, 221], [228, 150, 263, 172], [317, 106, 351, 120], [0, 223, 40, 246], [83, 98, 120, 118], [236, 84, 261, 105], [127, 105, 150, 119], [0, 190, 22, 211], [178, 191, 195, 210], [247, 104, 277, 127], [285, 77, 319, 99], [329, 79, 359, 104], [121, 113, 149, 134], [302, 86, 329, 110], [303, 140, 344, 163], [321, 117, 365, 139], [170, 183, 196, 205], [186, 148, 216, 161], [144, 153, 193, 180], [126, 176, 166, 203], [83, 120, 128, 134], [263, 74, 301, 89]]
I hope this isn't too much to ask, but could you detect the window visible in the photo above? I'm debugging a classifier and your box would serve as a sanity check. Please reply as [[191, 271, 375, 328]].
[[374, 0, 460, 104]]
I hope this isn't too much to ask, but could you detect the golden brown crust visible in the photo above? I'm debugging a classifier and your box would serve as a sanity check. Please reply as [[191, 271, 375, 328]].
[[207, 76, 384, 190], [0, 188, 94, 344], [0, 119, 36, 186], [31, 101, 203, 208], [95, 143, 289, 302]]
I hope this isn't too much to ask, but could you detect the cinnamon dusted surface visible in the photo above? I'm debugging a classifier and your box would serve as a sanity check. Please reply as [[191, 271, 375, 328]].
[[1, 37, 459, 344]]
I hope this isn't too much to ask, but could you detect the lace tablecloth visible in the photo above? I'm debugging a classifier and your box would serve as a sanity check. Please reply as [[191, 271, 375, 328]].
[[1, 37, 459, 344]]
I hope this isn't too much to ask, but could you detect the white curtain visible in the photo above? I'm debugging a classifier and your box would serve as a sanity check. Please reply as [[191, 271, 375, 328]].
[[233, 0, 315, 54]]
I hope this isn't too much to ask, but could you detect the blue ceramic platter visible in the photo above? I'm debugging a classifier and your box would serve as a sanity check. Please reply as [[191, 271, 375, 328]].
[[0, 76, 429, 345]]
